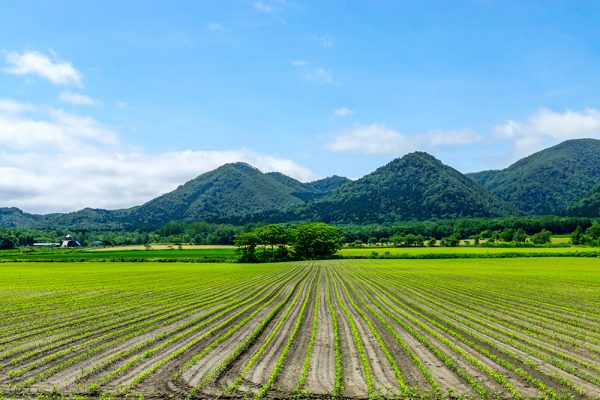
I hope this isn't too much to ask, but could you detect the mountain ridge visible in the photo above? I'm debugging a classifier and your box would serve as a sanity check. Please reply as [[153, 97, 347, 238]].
[[2, 139, 599, 228], [304, 152, 514, 223], [468, 138, 600, 215]]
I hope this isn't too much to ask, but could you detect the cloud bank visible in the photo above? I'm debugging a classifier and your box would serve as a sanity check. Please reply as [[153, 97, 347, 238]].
[[327, 123, 481, 154], [494, 108, 600, 159], [327, 108, 600, 167], [0, 100, 317, 214]]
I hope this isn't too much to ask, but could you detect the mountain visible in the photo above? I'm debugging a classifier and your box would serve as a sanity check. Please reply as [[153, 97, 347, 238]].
[[3, 139, 600, 229], [266, 172, 352, 201], [0, 207, 45, 228], [266, 172, 312, 193], [124, 162, 306, 226], [304, 152, 512, 223], [566, 183, 600, 217], [469, 139, 600, 215], [265, 172, 322, 201], [306, 175, 351, 192]]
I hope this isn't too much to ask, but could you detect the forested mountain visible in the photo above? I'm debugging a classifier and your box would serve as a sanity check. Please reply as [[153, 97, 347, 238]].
[[265, 172, 352, 202], [0, 207, 45, 228], [124, 163, 306, 226], [306, 175, 351, 192], [303, 152, 513, 223], [468, 139, 600, 215], [567, 183, 600, 217], [2, 139, 599, 229], [266, 172, 312, 193]]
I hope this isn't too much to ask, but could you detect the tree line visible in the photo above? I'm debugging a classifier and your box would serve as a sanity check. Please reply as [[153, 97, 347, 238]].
[[0, 216, 598, 250]]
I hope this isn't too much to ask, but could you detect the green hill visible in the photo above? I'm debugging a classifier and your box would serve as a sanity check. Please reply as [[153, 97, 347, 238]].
[[125, 163, 305, 226], [469, 139, 600, 215], [566, 183, 600, 217], [266, 172, 351, 201], [0, 207, 45, 228], [306, 175, 351, 192], [305, 152, 512, 223]]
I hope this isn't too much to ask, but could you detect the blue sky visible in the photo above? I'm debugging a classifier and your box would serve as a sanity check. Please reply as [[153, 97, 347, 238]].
[[2, 1, 600, 213]]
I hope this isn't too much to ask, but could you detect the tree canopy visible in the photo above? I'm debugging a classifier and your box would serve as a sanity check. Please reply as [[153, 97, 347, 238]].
[[234, 222, 342, 262]]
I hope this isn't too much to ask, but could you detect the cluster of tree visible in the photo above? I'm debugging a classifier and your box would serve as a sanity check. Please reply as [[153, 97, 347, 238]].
[[0, 221, 248, 250], [0, 228, 36, 249], [158, 220, 240, 245], [2, 217, 598, 251], [234, 222, 342, 262], [477, 228, 552, 245], [338, 216, 594, 244], [571, 223, 600, 245]]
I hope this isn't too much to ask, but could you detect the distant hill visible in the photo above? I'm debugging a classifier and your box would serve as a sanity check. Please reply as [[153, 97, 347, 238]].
[[0, 207, 45, 228], [469, 139, 600, 215], [266, 172, 352, 201], [566, 183, 600, 217], [306, 175, 351, 192], [304, 152, 512, 223], [124, 163, 306, 226]]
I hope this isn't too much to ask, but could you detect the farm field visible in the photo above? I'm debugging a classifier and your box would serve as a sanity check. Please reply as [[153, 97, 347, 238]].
[[1, 259, 599, 399], [2, 244, 599, 264], [0, 248, 238, 263], [338, 245, 600, 257], [87, 244, 235, 252]]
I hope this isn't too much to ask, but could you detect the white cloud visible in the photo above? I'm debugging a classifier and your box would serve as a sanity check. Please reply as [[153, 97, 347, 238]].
[[494, 108, 600, 159], [59, 91, 95, 106], [327, 123, 481, 154], [3, 50, 83, 86], [0, 107, 118, 152], [334, 107, 353, 117], [0, 100, 317, 213], [0, 99, 34, 114], [207, 22, 224, 31], [116, 100, 128, 109], [326, 108, 600, 168]]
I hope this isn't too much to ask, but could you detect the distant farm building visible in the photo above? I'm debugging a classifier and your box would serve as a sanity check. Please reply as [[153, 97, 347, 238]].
[[32, 242, 59, 248], [89, 240, 105, 247], [61, 234, 81, 248]]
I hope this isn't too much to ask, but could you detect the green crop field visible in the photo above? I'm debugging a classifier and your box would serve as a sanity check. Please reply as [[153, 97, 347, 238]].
[[1, 259, 599, 399], [0, 248, 238, 263], [3, 244, 599, 264], [338, 245, 600, 257]]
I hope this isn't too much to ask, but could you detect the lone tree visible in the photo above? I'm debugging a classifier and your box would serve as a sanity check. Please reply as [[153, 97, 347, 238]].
[[291, 222, 342, 259], [531, 229, 551, 244], [234, 231, 260, 262], [234, 222, 342, 262], [571, 226, 585, 245]]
